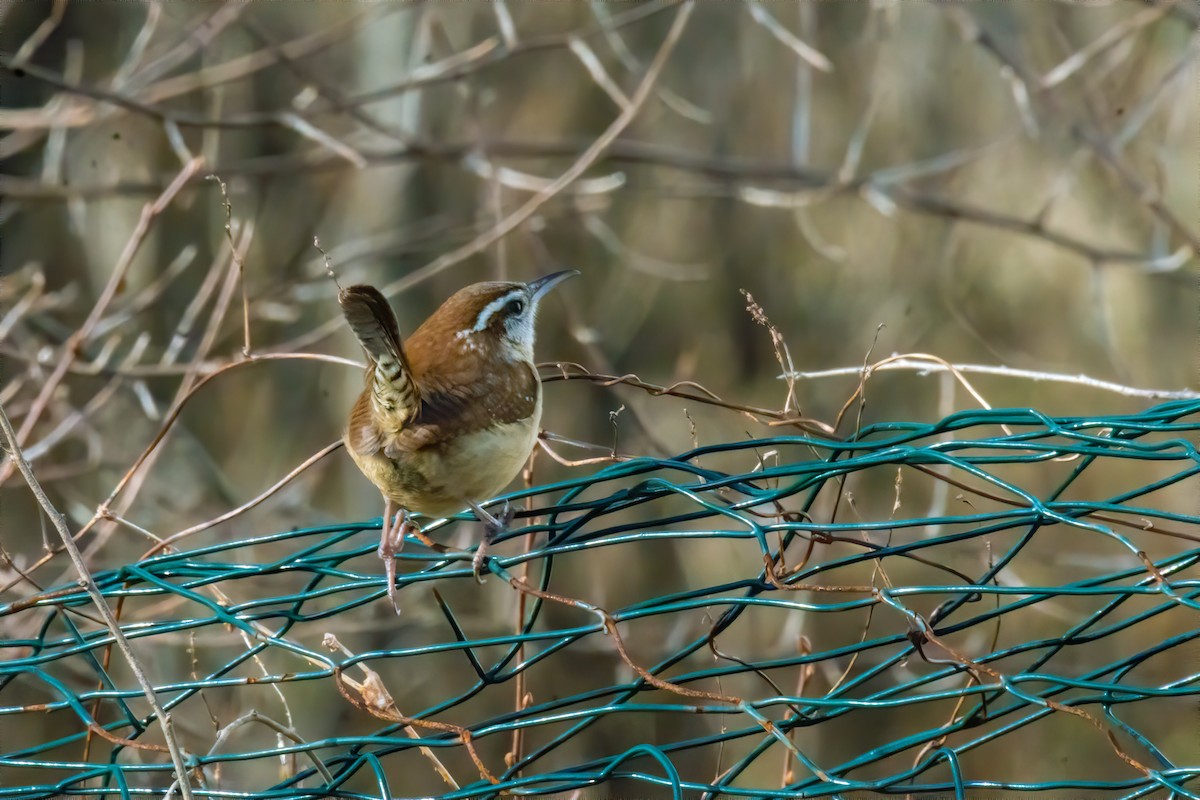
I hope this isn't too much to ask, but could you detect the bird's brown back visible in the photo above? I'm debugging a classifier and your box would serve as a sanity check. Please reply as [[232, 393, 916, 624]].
[[347, 282, 540, 458]]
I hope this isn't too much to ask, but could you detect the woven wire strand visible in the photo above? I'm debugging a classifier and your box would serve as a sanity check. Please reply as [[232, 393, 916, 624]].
[[2, 400, 1198, 799]]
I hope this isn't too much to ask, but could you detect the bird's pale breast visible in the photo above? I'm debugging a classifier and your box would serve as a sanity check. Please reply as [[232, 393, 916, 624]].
[[346, 394, 541, 519]]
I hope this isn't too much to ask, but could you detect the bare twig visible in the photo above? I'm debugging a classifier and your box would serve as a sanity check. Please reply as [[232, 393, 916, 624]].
[[0, 156, 204, 484], [780, 357, 1199, 400], [0, 402, 195, 800], [539, 362, 837, 437], [378, 1, 693, 295], [141, 440, 343, 559]]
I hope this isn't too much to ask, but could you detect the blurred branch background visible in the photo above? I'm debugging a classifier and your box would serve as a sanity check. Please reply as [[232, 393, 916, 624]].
[[1, 0, 1197, 796]]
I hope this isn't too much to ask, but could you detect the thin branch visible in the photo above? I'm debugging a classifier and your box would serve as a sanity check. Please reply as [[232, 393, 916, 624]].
[[0, 402, 195, 800], [140, 440, 343, 559], [746, 3, 833, 73], [0, 156, 204, 484], [780, 357, 1200, 400], [376, 0, 694, 297]]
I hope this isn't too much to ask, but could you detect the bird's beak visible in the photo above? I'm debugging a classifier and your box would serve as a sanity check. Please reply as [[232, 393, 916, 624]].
[[527, 269, 580, 301]]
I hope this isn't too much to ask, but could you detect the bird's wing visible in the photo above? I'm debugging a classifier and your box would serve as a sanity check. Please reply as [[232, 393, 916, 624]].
[[384, 360, 540, 456]]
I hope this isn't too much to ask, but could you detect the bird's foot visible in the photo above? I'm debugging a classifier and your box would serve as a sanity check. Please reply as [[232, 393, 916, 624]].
[[377, 503, 407, 615], [466, 500, 514, 584]]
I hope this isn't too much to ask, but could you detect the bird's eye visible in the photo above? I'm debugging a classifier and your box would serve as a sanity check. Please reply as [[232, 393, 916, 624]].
[[505, 299, 525, 315]]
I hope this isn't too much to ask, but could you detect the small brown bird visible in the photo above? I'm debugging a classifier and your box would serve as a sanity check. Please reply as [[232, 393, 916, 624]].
[[337, 271, 578, 608]]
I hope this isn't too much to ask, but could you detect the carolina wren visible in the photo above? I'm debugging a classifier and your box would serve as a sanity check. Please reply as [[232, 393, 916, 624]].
[[336, 271, 578, 608]]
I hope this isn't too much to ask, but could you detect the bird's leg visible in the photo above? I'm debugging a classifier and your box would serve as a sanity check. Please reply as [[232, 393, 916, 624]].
[[466, 499, 515, 584], [377, 499, 408, 614], [377, 499, 407, 556]]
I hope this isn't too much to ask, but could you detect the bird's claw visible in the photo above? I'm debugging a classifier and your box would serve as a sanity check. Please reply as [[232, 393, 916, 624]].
[[489, 501, 515, 535], [471, 546, 490, 585], [468, 500, 514, 584], [377, 505, 407, 615]]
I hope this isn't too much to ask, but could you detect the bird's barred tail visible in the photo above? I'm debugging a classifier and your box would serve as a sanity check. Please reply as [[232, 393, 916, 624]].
[[338, 285, 420, 425]]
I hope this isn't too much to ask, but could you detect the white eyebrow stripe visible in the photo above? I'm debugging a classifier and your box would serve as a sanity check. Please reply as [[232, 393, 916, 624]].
[[471, 289, 524, 333]]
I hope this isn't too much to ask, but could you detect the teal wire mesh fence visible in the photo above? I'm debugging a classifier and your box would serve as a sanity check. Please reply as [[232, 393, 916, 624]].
[[2, 399, 1198, 799]]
